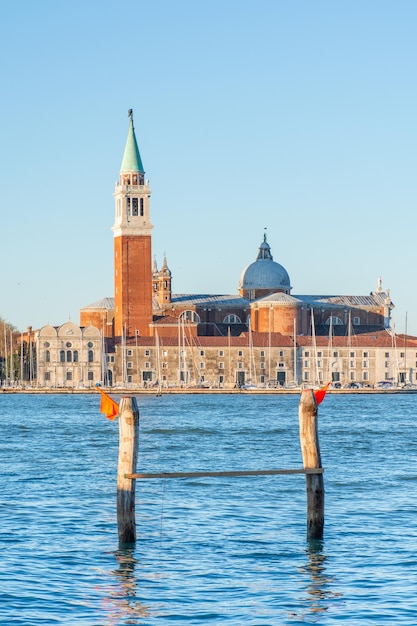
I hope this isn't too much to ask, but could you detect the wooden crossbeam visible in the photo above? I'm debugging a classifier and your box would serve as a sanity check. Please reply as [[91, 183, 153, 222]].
[[125, 468, 324, 480]]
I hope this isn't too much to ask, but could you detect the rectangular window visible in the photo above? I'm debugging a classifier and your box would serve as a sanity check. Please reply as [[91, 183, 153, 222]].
[[163, 350, 168, 357], [385, 361, 389, 368], [353, 316, 360, 325], [350, 372, 355, 381], [66, 372, 72, 381], [238, 362, 243, 369], [350, 351, 355, 358], [304, 371, 310, 381], [238, 350, 243, 357], [127, 375, 132, 383], [363, 352, 369, 357], [140, 198, 144, 216], [132, 198, 138, 216], [363, 361, 368, 368], [317, 360, 322, 368], [400, 352, 405, 358], [304, 360, 309, 368], [317, 351, 322, 357], [145, 362, 150, 369], [385, 352, 390, 358], [333, 351, 338, 358], [218, 362, 224, 369], [219, 375, 224, 384], [279, 350, 284, 357], [278, 362, 285, 368], [87, 372, 94, 381], [127, 362, 133, 369], [45, 372, 50, 381], [260, 350, 265, 357], [145, 350, 151, 357], [200, 350, 205, 357], [200, 362, 205, 369], [219, 350, 224, 357], [363, 371, 369, 381], [260, 375, 265, 383], [305, 351, 310, 357], [127, 349, 133, 356], [350, 360, 355, 368], [260, 362, 265, 369]]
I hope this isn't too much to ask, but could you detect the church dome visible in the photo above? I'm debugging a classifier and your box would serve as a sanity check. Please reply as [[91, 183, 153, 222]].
[[239, 234, 291, 297]]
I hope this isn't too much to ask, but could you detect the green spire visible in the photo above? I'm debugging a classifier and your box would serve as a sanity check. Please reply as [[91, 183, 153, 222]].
[[120, 109, 144, 173]]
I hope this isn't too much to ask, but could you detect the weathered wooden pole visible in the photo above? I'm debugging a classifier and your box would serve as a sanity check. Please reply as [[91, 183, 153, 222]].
[[298, 389, 324, 540], [117, 396, 139, 543]]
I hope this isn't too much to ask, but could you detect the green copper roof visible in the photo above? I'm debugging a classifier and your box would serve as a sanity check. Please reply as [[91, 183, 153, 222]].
[[120, 117, 144, 173]]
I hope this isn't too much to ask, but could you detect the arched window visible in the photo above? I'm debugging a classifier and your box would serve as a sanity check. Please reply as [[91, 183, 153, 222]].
[[60, 350, 65, 363], [325, 316, 343, 326], [140, 198, 144, 216], [223, 314, 242, 324], [88, 350, 94, 363], [179, 310, 201, 324], [45, 350, 50, 363], [73, 350, 79, 363]]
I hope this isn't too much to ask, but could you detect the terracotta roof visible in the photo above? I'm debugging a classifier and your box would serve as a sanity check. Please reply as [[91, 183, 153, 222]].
[[296, 329, 417, 348]]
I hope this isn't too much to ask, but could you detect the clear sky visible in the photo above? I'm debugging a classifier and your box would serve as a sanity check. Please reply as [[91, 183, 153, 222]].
[[1, 1, 417, 334]]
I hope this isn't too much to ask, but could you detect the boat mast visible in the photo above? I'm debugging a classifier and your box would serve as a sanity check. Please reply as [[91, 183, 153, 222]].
[[293, 317, 297, 385], [3, 323, 8, 383], [311, 309, 319, 387]]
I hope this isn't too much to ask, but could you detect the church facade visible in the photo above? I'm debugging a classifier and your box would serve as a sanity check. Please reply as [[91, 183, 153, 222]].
[[74, 112, 417, 390]]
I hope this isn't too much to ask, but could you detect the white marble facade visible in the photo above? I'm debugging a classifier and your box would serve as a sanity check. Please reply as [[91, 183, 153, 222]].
[[36, 321, 103, 388]]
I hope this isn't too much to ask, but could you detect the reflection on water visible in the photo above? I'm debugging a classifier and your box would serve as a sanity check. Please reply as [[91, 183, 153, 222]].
[[290, 539, 342, 622], [101, 545, 150, 625]]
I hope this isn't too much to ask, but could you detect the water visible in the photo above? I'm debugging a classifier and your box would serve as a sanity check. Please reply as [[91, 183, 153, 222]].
[[1, 393, 417, 624]]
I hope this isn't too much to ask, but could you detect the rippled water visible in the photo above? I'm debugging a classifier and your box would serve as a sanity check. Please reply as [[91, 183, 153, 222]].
[[1, 392, 417, 624]]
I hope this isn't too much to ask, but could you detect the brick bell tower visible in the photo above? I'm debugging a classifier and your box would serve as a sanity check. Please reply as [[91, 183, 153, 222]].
[[113, 110, 153, 340]]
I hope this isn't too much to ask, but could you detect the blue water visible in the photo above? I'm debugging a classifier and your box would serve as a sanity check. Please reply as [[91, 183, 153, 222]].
[[1, 393, 417, 624]]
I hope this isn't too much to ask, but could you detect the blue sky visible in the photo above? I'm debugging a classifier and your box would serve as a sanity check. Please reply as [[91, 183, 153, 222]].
[[1, 1, 417, 334]]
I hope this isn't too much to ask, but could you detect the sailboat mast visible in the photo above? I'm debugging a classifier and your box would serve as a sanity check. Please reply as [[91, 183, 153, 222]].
[[293, 317, 297, 385], [20, 332, 23, 384], [10, 330, 13, 383], [228, 326, 231, 388], [404, 312, 408, 384], [3, 323, 8, 382], [311, 310, 319, 387]]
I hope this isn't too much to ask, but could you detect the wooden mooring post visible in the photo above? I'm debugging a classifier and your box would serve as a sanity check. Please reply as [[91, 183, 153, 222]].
[[117, 391, 324, 543], [117, 396, 139, 543], [298, 389, 324, 540]]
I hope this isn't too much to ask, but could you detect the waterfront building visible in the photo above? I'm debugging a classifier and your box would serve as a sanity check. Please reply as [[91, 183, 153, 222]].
[[36, 321, 102, 388], [78, 111, 411, 389]]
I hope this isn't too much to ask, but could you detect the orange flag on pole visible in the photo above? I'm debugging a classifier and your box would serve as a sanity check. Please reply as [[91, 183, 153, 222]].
[[95, 385, 119, 421], [314, 382, 331, 405]]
